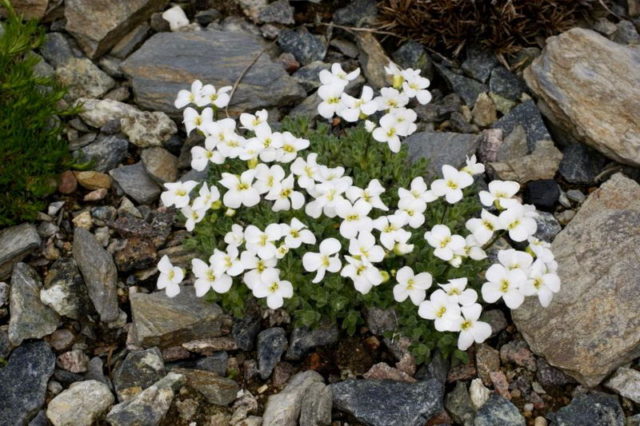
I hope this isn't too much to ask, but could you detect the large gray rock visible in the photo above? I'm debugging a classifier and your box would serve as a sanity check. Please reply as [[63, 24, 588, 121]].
[[524, 28, 640, 166], [262, 371, 325, 426], [330, 378, 443, 426], [65, 0, 168, 58], [75, 135, 129, 172], [113, 347, 166, 402], [513, 173, 640, 387], [0, 341, 56, 426], [474, 394, 525, 426], [46, 380, 115, 426], [109, 162, 161, 205], [121, 30, 305, 115], [0, 223, 41, 280], [605, 367, 640, 404], [73, 228, 119, 322], [129, 287, 230, 348], [9, 263, 59, 345], [549, 392, 624, 426], [403, 132, 481, 178]]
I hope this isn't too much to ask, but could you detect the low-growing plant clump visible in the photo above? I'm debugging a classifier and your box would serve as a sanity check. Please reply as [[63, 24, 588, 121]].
[[157, 62, 560, 362], [0, 0, 78, 225]]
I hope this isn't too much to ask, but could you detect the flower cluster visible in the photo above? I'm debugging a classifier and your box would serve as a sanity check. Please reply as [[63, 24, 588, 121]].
[[156, 62, 561, 352]]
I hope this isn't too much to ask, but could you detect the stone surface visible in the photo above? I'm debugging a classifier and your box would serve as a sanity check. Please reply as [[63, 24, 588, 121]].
[[114, 347, 166, 402], [512, 173, 640, 387], [130, 287, 230, 348], [57, 349, 90, 373], [9, 0, 49, 19], [46, 380, 114, 426], [524, 28, 640, 166], [121, 30, 305, 115], [65, 0, 168, 58], [489, 67, 527, 101], [300, 381, 332, 426], [355, 32, 393, 89], [445, 381, 475, 426], [549, 392, 624, 426], [558, 143, 607, 185], [293, 61, 331, 93], [334, 0, 377, 26], [56, 57, 116, 100], [469, 378, 491, 409], [262, 371, 324, 426], [258, 0, 294, 25], [257, 327, 288, 379], [403, 131, 481, 178], [523, 179, 560, 211], [435, 64, 487, 106], [462, 46, 499, 83], [278, 28, 326, 66], [489, 139, 562, 184], [173, 368, 239, 406], [363, 362, 416, 383], [392, 40, 433, 80], [492, 100, 551, 151], [232, 316, 261, 351], [474, 394, 525, 426], [472, 92, 497, 127], [0, 223, 41, 280], [74, 171, 112, 190], [9, 263, 59, 345], [286, 324, 339, 361], [476, 344, 500, 385], [0, 341, 56, 426], [109, 162, 161, 204], [534, 211, 562, 243], [73, 228, 119, 322], [141, 147, 178, 184], [605, 367, 640, 404], [75, 135, 129, 173], [106, 372, 185, 426], [331, 379, 443, 426]]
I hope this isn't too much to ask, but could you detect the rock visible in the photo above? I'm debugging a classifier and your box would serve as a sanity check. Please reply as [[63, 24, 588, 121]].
[[194, 352, 228, 376], [534, 211, 562, 243], [363, 362, 416, 383], [435, 64, 487, 106], [445, 381, 475, 426], [57, 349, 89, 373], [106, 372, 185, 426], [262, 371, 324, 425], [49, 329, 75, 352], [74, 171, 112, 190], [121, 30, 305, 115], [474, 394, 525, 426], [524, 28, 640, 166], [172, 368, 239, 406], [535, 358, 573, 388], [462, 47, 499, 83], [286, 324, 339, 361], [355, 32, 393, 89], [110, 23, 150, 59], [549, 392, 624, 426], [130, 287, 230, 348], [75, 135, 129, 173], [523, 179, 560, 211], [300, 381, 332, 426], [331, 378, 443, 426], [472, 93, 497, 127], [114, 237, 157, 272], [258, 0, 294, 24], [0, 341, 56, 426], [72, 210, 93, 229], [58, 170, 78, 194], [558, 144, 607, 185], [489, 67, 527, 101], [513, 173, 640, 386], [476, 344, 500, 385], [469, 378, 491, 409], [232, 316, 261, 351], [65, 0, 168, 59], [84, 188, 109, 202], [365, 307, 397, 335], [0, 223, 41, 280], [40, 258, 90, 319], [489, 139, 562, 184], [417, 351, 449, 384], [140, 147, 178, 184], [56, 57, 116, 100], [113, 347, 166, 402], [8, 263, 59, 345], [605, 367, 640, 403], [292, 61, 331, 93], [334, 0, 377, 26], [46, 380, 114, 426], [257, 327, 288, 380], [613, 20, 640, 44], [73, 228, 119, 323], [109, 162, 161, 204], [277, 28, 326, 66], [403, 131, 481, 178], [392, 40, 433, 80], [492, 100, 551, 151], [9, 0, 49, 19], [0, 281, 8, 307]]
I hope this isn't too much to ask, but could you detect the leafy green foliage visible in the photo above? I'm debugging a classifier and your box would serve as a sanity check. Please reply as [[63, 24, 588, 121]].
[[188, 116, 488, 362], [0, 1, 78, 225]]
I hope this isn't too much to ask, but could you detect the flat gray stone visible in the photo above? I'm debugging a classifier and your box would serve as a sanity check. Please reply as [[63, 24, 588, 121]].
[[474, 394, 525, 426], [263, 371, 325, 426], [46, 380, 115, 426], [121, 30, 305, 115], [605, 367, 640, 404], [403, 131, 481, 178], [172, 368, 240, 406], [549, 392, 624, 426], [109, 162, 161, 205], [75, 134, 129, 172], [113, 348, 166, 402], [0, 223, 41, 280]]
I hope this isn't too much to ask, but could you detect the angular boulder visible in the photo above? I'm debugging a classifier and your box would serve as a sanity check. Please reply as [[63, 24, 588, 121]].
[[513, 173, 640, 387], [524, 28, 640, 166]]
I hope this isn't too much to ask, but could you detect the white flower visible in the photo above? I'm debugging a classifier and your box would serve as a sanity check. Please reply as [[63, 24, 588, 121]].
[[253, 163, 285, 194], [161, 180, 198, 208], [305, 177, 352, 218], [341, 255, 383, 295], [346, 179, 388, 211], [278, 132, 309, 163], [252, 125, 284, 163], [479, 180, 520, 210], [396, 197, 427, 228], [265, 175, 305, 211], [224, 224, 245, 247], [498, 204, 537, 242], [199, 84, 232, 108], [424, 224, 466, 261], [393, 266, 432, 305], [373, 214, 408, 250], [521, 259, 561, 307], [251, 268, 293, 309], [175, 80, 203, 109], [244, 224, 282, 260], [399, 177, 437, 205], [191, 258, 232, 297], [431, 165, 474, 204], [290, 153, 320, 189], [465, 209, 500, 246], [283, 218, 316, 249], [192, 183, 220, 211], [418, 289, 462, 332], [240, 109, 269, 132], [384, 62, 404, 88], [364, 120, 376, 133], [348, 232, 385, 264], [302, 238, 342, 283], [374, 87, 409, 111], [401, 68, 432, 104], [319, 63, 360, 87], [439, 278, 477, 306], [219, 169, 260, 208], [461, 155, 485, 176], [181, 206, 206, 231], [317, 83, 346, 119], [372, 113, 402, 153], [498, 249, 533, 272], [481, 264, 527, 309], [191, 140, 224, 170], [527, 237, 554, 263], [389, 107, 417, 137], [157, 255, 183, 297], [183, 107, 213, 135], [464, 235, 487, 261], [241, 251, 277, 289], [210, 245, 244, 277], [339, 86, 378, 122], [455, 304, 492, 350], [336, 199, 374, 239]]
